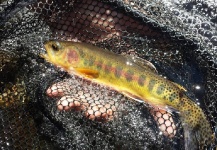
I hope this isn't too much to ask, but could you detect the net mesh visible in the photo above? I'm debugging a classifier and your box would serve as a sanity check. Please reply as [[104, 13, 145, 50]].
[[0, 0, 216, 149]]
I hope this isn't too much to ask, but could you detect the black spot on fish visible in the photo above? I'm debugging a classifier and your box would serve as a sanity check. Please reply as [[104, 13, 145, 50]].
[[148, 79, 156, 91], [179, 91, 184, 98], [125, 70, 134, 82], [115, 66, 123, 78], [156, 84, 165, 95], [138, 75, 146, 86]]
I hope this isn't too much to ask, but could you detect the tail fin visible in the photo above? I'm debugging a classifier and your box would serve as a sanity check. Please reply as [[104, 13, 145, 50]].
[[180, 96, 214, 150]]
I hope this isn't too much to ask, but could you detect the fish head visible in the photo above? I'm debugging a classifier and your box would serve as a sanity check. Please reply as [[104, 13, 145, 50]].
[[41, 40, 80, 70]]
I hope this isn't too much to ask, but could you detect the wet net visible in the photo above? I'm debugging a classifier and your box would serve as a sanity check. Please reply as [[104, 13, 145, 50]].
[[0, 0, 216, 149]]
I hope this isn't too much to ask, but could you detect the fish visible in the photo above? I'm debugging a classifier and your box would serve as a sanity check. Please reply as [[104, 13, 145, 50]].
[[41, 40, 214, 149]]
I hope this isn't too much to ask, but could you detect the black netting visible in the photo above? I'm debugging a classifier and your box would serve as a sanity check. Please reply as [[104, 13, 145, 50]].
[[0, 0, 216, 149]]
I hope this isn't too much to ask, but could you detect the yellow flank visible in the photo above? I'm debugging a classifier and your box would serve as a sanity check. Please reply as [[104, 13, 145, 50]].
[[41, 40, 214, 149]]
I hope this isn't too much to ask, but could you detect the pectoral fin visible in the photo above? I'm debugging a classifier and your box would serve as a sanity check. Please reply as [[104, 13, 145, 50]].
[[75, 68, 99, 79]]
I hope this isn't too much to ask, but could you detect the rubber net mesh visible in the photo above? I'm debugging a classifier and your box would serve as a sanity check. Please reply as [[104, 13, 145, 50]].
[[0, 0, 216, 149]]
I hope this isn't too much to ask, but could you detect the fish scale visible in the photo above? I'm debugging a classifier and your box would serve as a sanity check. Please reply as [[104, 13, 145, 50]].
[[42, 40, 214, 149]]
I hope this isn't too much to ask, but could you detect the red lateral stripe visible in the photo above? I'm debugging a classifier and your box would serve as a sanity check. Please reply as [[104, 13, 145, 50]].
[[94, 61, 141, 84]]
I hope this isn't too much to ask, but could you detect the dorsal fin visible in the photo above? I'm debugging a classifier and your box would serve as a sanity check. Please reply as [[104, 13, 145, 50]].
[[135, 57, 158, 73], [121, 90, 144, 103], [122, 54, 158, 73]]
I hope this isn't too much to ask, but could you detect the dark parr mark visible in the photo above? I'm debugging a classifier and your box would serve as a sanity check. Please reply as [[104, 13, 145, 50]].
[[79, 50, 85, 58], [125, 70, 134, 82], [88, 57, 95, 66], [96, 60, 103, 70], [84, 59, 89, 66], [105, 63, 112, 73], [168, 92, 178, 102], [115, 66, 123, 78], [138, 75, 146, 86], [156, 84, 165, 95], [148, 79, 156, 91]]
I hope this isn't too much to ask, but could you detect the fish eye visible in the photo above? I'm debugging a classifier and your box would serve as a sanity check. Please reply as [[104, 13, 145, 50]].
[[51, 43, 59, 51]]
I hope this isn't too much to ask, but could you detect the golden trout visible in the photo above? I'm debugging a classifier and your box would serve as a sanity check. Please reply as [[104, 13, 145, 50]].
[[41, 40, 214, 149]]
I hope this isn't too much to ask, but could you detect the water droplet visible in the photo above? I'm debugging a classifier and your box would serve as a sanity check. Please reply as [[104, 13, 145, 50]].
[[195, 85, 201, 90]]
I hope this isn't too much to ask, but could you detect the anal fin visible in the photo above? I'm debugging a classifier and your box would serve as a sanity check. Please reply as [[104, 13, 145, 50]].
[[121, 91, 144, 103]]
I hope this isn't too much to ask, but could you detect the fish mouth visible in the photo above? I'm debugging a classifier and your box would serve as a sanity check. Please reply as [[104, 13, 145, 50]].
[[40, 41, 53, 61], [44, 41, 50, 51], [40, 53, 48, 60], [41, 41, 61, 66]]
